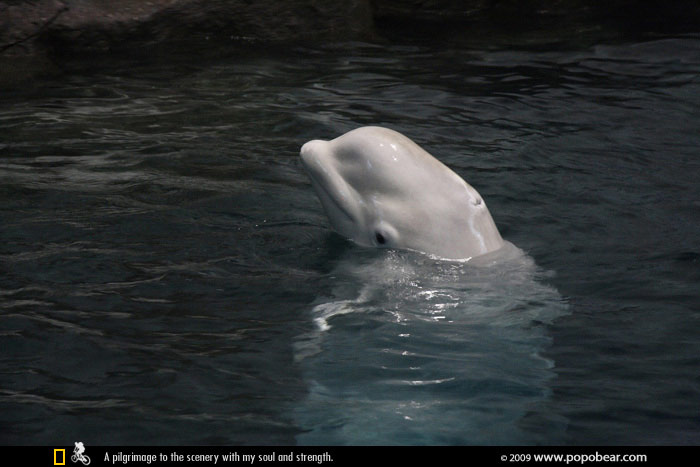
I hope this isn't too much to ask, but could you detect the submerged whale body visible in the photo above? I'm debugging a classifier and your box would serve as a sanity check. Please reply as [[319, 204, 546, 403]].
[[300, 126, 504, 260], [292, 246, 569, 445]]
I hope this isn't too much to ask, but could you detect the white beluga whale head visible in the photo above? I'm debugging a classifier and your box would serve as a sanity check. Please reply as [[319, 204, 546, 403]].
[[300, 126, 504, 260]]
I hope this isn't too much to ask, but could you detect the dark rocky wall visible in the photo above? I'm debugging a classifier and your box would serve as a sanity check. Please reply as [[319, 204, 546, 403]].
[[371, 0, 700, 44], [2, 0, 700, 86], [0, 0, 374, 85]]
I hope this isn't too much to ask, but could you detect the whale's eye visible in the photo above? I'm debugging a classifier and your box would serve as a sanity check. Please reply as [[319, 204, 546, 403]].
[[375, 232, 386, 245]]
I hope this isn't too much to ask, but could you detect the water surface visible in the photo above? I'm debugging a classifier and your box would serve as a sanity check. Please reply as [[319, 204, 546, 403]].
[[1, 36, 699, 445]]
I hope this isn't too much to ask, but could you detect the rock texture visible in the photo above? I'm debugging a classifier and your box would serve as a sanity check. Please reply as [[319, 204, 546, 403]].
[[372, 0, 700, 44], [0, 0, 373, 85], [2, 0, 700, 86]]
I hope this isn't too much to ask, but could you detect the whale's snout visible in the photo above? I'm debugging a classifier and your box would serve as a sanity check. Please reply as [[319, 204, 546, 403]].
[[300, 139, 326, 165], [300, 137, 361, 236]]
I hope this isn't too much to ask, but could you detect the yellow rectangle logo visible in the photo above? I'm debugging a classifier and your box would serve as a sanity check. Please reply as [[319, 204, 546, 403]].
[[54, 449, 66, 465]]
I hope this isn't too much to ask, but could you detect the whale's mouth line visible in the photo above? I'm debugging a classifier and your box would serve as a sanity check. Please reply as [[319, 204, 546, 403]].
[[302, 161, 357, 224]]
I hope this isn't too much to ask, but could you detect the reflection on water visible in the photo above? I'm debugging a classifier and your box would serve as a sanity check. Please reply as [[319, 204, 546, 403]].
[[1, 36, 700, 445], [294, 244, 568, 445]]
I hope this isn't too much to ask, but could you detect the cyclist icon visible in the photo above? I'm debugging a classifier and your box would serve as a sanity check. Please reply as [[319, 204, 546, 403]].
[[72, 442, 91, 465]]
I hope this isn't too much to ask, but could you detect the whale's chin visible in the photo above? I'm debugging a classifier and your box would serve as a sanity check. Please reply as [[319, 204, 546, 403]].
[[310, 181, 358, 238], [300, 148, 360, 239]]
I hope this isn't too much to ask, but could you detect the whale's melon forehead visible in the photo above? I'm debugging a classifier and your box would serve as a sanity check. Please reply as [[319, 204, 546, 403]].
[[331, 127, 455, 181], [333, 127, 422, 161]]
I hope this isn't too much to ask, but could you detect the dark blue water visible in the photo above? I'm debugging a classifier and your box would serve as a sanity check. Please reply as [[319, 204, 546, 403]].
[[1, 36, 699, 445]]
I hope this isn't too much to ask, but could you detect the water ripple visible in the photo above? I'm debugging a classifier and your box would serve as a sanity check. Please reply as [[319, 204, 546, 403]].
[[1, 36, 699, 445]]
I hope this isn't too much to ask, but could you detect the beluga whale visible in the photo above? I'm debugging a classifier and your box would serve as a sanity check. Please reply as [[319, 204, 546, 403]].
[[300, 126, 504, 260]]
